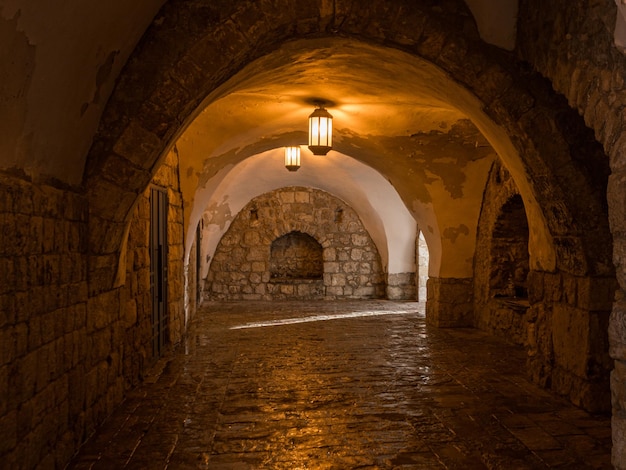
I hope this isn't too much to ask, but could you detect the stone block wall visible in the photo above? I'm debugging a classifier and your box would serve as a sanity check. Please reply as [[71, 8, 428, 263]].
[[474, 162, 613, 412], [474, 162, 530, 345], [426, 277, 473, 327], [0, 151, 186, 468], [0, 174, 91, 468], [206, 187, 386, 300], [417, 232, 428, 302], [515, 2, 623, 459], [185, 233, 201, 325], [387, 272, 416, 300], [526, 272, 614, 412], [121, 150, 186, 384]]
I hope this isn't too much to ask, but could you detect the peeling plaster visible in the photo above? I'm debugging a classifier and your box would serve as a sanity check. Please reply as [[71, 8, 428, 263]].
[[174, 36, 554, 277], [204, 196, 233, 229], [81, 49, 120, 116], [443, 224, 470, 243], [0, 0, 165, 184]]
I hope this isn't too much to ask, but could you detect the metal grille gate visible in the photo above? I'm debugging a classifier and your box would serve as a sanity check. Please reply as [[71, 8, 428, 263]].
[[150, 187, 169, 357]]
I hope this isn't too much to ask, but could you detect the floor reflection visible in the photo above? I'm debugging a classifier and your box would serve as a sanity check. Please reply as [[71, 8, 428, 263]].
[[67, 300, 611, 470]]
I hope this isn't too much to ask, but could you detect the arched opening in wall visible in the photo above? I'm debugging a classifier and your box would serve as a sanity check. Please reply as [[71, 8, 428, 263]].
[[417, 231, 429, 302], [490, 195, 529, 300], [270, 231, 323, 280]]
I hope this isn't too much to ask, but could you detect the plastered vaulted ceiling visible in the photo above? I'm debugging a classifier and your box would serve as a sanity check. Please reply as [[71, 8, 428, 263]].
[[176, 38, 497, 277], [0, 0, 523, 278], [0, 0, 516, 186]]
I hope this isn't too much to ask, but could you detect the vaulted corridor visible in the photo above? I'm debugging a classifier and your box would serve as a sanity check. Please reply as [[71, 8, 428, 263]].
[[7, 1, 626, 468], [67, 301, 611, 469]]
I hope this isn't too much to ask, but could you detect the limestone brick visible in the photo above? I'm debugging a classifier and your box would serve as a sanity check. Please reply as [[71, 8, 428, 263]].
[[612, 360, 626, 413], [206, 187, 385, 301], [427, 277, 473, 327], [552, 304, 590, 378], [387, 273, 417, 301], [610, 301, 626, 361]]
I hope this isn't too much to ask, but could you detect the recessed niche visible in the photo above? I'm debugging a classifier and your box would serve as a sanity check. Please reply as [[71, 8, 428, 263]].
[[270, 231, 323, 280]]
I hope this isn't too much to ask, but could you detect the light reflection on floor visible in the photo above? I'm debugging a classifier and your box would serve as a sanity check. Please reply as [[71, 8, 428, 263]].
[[66, 300, 612, 469], [230, 307, 424, 330]]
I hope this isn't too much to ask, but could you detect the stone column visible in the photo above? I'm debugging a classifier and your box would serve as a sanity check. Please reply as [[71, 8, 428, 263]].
[[386, 272, 416, 300], [610, 300, 626, 466], [608, 170, 626, 468], [526, 271, 613, 413], [426, 277, 473, 327]]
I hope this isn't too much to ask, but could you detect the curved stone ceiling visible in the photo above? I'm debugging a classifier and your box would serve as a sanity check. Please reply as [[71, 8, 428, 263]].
[[0, 0, 513, 186], [175, 38, 498, 278]]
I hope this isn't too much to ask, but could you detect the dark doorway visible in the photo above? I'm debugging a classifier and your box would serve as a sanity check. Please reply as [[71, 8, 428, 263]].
[[150, 187, 169, 357]]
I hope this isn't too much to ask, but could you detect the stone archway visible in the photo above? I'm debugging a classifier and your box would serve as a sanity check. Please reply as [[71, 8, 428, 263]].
[[206, 187, 386, 300], [83, 0, 614, 418], [83, 0, 611, 296]]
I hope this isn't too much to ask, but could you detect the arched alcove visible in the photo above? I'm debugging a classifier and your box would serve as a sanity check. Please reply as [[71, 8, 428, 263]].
[[270, 231, 323, 280], [206, 187, 386, 301], [490, 195, 530, 301]]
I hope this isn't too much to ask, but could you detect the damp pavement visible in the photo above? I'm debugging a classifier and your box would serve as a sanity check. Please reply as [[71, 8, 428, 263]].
[[67, 301, 612, 469]]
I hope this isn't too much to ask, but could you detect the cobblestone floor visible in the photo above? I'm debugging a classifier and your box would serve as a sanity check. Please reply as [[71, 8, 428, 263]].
[[67, 301, 612, 469]]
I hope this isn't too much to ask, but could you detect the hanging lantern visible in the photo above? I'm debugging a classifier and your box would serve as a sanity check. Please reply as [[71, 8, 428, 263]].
[[284, 146, 301, 171], [308, 106, 333, 155]]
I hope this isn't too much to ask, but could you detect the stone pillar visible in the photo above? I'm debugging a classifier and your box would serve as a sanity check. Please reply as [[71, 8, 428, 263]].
[[527, 271, 614, 413], [386, 272, 416, 300], [609, 170, 626, 468], [611, 300, 626, 467], [426, 277, 473, 327]]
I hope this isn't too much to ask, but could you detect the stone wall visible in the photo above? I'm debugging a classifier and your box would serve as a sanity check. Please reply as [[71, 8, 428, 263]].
[[206, 187, 386, 301], [185, 233, 201, 326], [515, 1, 623, 460], [0, 151, 186, 468], [426, 277, 473, 327], [417, 232, 428, 302], [526, 271, 614, 413], [121, 150, 186, 385], [474, 162, 613, 413], [474, 163, 530, 345], [0, 174, 90, 468]]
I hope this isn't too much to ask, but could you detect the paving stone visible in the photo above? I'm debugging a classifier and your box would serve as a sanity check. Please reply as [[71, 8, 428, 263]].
[[66, 301, 611, 469]]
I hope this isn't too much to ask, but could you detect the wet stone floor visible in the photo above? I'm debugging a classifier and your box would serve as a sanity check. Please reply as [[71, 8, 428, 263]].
[[68, 301, 612, 469]]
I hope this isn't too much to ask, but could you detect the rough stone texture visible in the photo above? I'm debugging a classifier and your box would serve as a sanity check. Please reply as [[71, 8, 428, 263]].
[[386, 272, 416, 300], [67, 300, 612, 469], [185, 234, 201, 327], [474, 163, 531, 345], [206, 187, 386, 301], [426, 277, 473, 327], [516, 0, 626, 461], [120, 150, 186, 387], [0, 152, 186, 467], [0, 174, 90, 468], [417, 232, 429, 302], [152, 152, 186, 345], [77, 1, 614, 444], [3, 0, 622, 467], [526, 271, 614, 414], [474, 162, 613, 413]]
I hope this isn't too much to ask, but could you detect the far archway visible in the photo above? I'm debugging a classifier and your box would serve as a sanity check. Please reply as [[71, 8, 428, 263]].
[[205, 187, 387, 301]]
